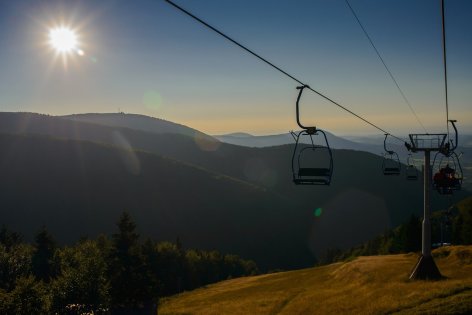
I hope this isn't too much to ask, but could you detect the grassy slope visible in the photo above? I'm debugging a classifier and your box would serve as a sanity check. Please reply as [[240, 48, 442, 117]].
[[159, 246, 472, 315]]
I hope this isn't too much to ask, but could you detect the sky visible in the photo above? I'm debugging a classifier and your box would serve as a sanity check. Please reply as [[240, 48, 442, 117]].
[[0, 0, 471, 137]]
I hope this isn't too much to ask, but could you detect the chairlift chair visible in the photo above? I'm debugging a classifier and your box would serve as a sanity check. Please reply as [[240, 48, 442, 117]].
[[405, 154, 419, 180], [432, 120, 463, 194], [291, 85, 334, 185], [432, 151, 463, 195], [406, 165, 418, 180], [382, 134, 401, 176], [291, 129, 333, 185]]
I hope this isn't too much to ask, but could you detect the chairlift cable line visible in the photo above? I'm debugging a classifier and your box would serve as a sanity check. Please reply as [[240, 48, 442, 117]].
[[164, 0, 407, 143], [441, 0, 450, 144], [344, 0, 428, 134]]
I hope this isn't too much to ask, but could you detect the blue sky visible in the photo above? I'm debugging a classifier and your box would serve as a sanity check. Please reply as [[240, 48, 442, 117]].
[[0, 0, 471, 136]]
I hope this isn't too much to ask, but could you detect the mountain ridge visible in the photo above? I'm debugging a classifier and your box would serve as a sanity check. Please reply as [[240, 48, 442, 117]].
[[62, 112, 216, 141]]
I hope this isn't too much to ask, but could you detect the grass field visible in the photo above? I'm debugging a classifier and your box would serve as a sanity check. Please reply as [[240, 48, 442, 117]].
[[159, 246, 472, 314]]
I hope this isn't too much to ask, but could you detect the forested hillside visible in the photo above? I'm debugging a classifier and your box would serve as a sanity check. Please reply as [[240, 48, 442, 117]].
[[0, 113, 468, 269], [321, 196, 472, 264], [0, 133, 312, 270], [0, 213, 257, 314]]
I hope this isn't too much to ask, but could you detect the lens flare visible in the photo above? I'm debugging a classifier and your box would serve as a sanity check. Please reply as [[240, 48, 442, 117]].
[[142, 90, 162, 111]]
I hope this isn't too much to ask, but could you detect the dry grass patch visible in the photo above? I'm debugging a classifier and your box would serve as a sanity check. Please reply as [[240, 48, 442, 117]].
[[159, 246, 472, 315]]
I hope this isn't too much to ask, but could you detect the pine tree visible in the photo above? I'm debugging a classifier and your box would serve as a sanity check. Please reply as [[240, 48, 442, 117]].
[[108, 212, 152, 312], [31, 227, 56, 282]]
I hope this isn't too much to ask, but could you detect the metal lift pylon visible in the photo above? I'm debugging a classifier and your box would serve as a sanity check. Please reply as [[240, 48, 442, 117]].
[[406, 134, 447, 280]]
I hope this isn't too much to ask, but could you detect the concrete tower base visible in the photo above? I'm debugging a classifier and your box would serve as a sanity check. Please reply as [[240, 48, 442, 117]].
[[409, 255, 442, 280]]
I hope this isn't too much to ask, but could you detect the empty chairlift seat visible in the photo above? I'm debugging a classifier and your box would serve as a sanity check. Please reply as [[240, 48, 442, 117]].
[[292, 131, 333, 185], [382, 134, 401, 176], [406, 165, 419, 180], [382, 153, 401, 175], [405, 154, 419, 180]]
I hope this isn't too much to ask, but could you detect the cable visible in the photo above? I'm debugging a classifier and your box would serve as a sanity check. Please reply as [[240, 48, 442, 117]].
[[164, 0, 406, 143], [441, 0, 450, 143], [345, 0, 427, 134]]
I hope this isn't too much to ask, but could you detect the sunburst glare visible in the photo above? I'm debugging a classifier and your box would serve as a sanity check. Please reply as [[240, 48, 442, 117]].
[[48, 27, 79, 54]]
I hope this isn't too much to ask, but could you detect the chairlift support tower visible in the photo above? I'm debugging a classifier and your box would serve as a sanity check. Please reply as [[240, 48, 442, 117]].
[[407, 133, 447, 280]]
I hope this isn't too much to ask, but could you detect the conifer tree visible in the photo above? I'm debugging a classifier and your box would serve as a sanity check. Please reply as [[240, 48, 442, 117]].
[[31, 227, 56, 282], [108, 212, 151, 312]]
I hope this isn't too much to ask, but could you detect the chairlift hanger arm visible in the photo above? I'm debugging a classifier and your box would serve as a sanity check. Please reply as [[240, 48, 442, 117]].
[[448, 120, 458, 152], [440, 120, 459, 155], [296, 85, 314, 131], [384, 134, 395, 155]]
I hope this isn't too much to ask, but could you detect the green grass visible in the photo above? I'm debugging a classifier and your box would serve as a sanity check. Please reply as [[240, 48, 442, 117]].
[[159, 246, 472, 315]]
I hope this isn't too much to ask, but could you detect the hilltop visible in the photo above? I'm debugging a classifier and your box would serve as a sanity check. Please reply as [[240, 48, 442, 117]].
[[62, 112, 214, 140], [159, 245, 472, 315]]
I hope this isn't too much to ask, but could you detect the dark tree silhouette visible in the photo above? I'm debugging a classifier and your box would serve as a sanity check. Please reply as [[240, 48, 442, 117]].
[[0, 213, 259, 314], [0, 225, 22, 250], [31, 227, 56, 282], [108, 212, 155, 314]]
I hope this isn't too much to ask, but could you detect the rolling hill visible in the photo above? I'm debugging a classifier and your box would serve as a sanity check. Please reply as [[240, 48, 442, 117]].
[[0, 112, 468, 269], [62, 112, 215, 141], [159, 245, 472, 315], [0, 133, 311, 270]]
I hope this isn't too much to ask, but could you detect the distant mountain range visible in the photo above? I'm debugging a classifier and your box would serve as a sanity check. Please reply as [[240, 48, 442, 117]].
[[0, 112, 468, 270], [215, 131, 472, 151], [214, 131, 383, 153]]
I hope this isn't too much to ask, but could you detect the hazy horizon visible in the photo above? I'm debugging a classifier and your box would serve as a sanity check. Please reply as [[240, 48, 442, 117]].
[[4, 110, 472, 139]]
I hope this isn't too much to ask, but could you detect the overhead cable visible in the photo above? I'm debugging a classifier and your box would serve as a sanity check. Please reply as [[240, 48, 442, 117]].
[[164, 0, 406, 143], [345, 0, 427, 134], [441, 0, 450, 143]]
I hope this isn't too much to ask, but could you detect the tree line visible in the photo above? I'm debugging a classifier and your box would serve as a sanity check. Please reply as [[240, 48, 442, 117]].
[[0, 212, 258, 314], [319, 196, 472, 265]]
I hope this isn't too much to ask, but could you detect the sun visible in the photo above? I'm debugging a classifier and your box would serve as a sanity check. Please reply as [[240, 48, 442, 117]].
[[48, 27, 78, 54]]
